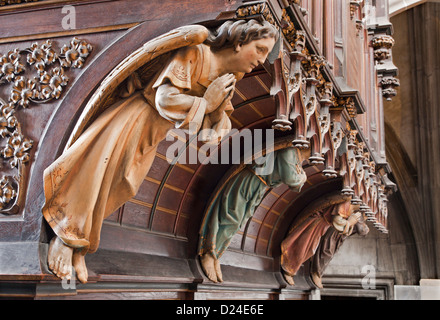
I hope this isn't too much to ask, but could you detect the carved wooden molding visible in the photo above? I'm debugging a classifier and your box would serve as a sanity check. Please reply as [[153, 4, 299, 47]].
[[0, 0, 41, 6], [0, 37, 92, 214]]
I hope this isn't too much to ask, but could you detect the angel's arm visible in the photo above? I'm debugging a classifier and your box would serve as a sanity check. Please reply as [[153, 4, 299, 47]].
[[156, 82, 198, 114], [156, 73, 235, 112], [332, 212, 361, 235], [156, 74, 236, 137], [154, 82, 206, 132]]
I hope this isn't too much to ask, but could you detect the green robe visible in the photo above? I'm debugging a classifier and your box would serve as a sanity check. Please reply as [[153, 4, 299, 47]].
[[198, 147, 307, 259]]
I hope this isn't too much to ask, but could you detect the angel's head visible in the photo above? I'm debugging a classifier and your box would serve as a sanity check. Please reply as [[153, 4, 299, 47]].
[[205, 19, 279, 73]]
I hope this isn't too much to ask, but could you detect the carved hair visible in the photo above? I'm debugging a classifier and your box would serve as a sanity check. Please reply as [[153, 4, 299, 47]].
[[205, 19, 279, 52]]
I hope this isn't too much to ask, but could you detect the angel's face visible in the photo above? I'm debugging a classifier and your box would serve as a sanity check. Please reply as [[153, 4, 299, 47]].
[[233, 37, 276, 73]]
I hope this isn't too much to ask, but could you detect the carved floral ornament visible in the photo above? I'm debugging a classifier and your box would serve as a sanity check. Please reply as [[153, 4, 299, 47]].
[[0, 37, 92, 214], [380, 75, 400, 101], [372, 35, 395, 63], [236, 2, 391, 232]]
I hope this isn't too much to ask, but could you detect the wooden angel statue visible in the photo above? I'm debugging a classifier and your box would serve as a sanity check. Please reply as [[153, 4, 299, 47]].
[[309, 218, 369, 288], [280, 193, 362, 286], [42, 19, 279, 283], [198, 147, 307, 283]]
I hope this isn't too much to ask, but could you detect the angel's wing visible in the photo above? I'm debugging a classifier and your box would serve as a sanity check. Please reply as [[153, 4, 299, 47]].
[[65, 24, 210, 150]]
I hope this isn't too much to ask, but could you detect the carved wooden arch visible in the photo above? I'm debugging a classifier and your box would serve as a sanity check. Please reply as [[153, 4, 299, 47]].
[[197, 134, 303, 239], [266, 177, 345, 258], [215, 139, 348, 259], [252, 168, 331, 257]]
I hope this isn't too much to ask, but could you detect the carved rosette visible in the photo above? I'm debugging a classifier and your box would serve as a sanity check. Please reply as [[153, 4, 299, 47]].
[[0, 37, 92, 214]]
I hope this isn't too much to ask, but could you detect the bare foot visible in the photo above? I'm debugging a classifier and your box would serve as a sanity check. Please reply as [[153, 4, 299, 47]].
[[48, 236, 73, 280], [200, 253, 218, 283], [283, 272, 295, 286], [73, 249, 88, 284], [311, 272, 323, 289], [214, 258, 223, 282]]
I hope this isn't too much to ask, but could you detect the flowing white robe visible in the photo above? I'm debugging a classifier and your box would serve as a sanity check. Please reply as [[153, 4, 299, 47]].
[[42, 44, 234, 253]]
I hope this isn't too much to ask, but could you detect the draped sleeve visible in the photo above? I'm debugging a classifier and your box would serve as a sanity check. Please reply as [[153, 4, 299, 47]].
[[152, 46, 197, 91], [258, 148, 307, 191], [150, 45, 207, 133], [277, 148, 307, 191], [146, 44, 237, 144]]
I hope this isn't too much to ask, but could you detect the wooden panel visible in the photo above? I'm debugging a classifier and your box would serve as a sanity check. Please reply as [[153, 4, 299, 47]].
[[179, 191, 207, 220], [255, 224, 272, 255], [231, 105, 266, 127], [174, 212, 190, 239], [0, 0, 237, 40], [151, 208, 177, 234], [253, 205, 270, 222], [345, 8, 364, 97], [121, 201, 151, 230], [157, 187, 184, 212], [145, 156, 170, 182], [132, 180, 159, 204], [235, 76, 270, 99], [99, 223, 189, 259], [166, 166, 194, 191]]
